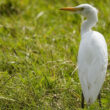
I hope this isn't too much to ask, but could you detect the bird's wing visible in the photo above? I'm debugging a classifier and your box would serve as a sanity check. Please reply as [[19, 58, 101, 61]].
[[78, 31, 108, 104]]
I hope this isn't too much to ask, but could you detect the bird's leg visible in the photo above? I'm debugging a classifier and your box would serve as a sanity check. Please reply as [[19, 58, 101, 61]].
[[98, 92, 102, 107], [81, 92, 84, 108]]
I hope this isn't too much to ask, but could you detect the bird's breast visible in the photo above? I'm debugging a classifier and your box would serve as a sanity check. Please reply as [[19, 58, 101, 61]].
[[78, 31, 108, 66]]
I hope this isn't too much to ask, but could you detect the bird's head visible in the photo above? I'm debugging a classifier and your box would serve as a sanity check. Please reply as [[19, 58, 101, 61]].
[[60, 4, 98, 18]]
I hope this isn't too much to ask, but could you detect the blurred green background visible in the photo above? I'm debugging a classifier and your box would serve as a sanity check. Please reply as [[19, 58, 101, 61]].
[[0, 0, 109, 109]]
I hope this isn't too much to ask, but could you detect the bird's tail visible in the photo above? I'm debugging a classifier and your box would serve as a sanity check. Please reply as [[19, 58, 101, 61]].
[[83, 84, 101, 105]]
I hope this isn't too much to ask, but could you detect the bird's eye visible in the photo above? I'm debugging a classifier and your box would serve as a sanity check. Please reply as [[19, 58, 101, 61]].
[[81, 7, 84, 11]]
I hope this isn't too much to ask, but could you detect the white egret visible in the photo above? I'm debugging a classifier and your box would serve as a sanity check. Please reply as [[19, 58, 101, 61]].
[[60, 4, 108, 108]]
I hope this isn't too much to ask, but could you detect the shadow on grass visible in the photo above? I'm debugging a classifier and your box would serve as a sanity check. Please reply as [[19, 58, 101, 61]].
[[0, 0, 22, 16]]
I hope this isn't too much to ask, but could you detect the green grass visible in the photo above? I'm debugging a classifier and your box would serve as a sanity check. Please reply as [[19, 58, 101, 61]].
[[0, 0, 109, 109]]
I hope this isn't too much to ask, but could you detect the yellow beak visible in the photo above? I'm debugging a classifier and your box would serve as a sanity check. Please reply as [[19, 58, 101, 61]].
[[60, 7, 83, 12]]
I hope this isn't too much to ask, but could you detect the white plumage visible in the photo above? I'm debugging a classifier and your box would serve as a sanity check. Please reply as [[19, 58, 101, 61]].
[[78, 31, 108, 104], [60, 4, 108, 105]]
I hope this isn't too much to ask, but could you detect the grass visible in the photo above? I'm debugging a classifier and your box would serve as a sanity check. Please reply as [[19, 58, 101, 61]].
[[0, 0, 109, 109]]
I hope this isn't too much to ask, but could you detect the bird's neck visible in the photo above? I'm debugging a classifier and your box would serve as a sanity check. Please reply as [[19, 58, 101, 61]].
[[81, 14, 98, 37]]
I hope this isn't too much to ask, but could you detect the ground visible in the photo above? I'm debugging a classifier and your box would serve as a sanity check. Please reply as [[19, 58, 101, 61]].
[[0, 0, 109, 109]]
